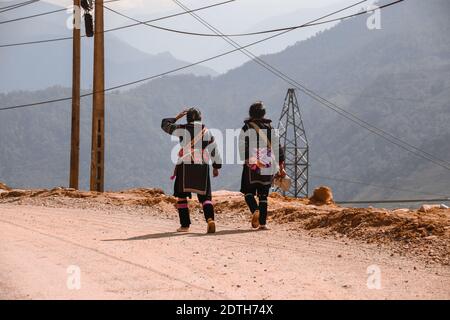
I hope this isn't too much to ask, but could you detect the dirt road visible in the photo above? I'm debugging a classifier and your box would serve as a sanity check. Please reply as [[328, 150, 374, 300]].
[[0, 204, 449, 299]]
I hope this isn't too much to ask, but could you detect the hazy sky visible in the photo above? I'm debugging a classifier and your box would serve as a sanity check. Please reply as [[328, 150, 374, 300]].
[[40, 0, 374, 21], [42, 0, 360, 12], [37, 0, 375, 72]]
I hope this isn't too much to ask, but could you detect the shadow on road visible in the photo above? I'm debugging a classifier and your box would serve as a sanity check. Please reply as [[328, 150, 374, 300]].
[[190, 229, 257, 237], [102, 228, 257, 241]]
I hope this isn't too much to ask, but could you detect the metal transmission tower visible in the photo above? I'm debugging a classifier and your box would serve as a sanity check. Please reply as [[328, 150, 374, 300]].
[[277, 88, 309, 198]]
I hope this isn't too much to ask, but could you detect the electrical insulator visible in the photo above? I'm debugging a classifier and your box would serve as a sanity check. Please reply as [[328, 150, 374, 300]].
[[81, 0, 93, 11], [84, 13, 94, 37]]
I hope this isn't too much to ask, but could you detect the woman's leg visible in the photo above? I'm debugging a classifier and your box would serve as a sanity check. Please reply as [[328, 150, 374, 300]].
[[257, 185, 271, 226], [198, 194, 214, 222], [176, 198, 190, 228], [198, 194, 216, 233], [241, 166, 258, 214], [245, 191, 260, 228], [244, 193, 258, 213], [258, 194, 268, 225]]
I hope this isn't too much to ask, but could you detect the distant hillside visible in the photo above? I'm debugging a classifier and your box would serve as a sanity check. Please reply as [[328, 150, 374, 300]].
[[1, 0, 449, 202], [0, 1, 217, 92], [120, 2, 343, 73]]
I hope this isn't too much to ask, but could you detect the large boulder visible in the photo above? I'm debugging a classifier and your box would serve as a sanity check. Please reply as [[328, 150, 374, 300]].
[[309, 186, 334, 205]]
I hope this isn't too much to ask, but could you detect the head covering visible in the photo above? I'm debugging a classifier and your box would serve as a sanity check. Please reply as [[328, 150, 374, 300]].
[[249, 101, 266, 119], [187, 107, 202, 123]]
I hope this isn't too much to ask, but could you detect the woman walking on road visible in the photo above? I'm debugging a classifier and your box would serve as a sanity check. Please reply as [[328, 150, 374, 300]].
[[239, 102, 285, 230], [161, 108, 222, 234]]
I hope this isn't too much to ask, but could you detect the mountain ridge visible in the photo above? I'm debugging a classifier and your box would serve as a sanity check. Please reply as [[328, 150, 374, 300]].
[[0, 1, 218, 92], [1, 0, 449, 203]]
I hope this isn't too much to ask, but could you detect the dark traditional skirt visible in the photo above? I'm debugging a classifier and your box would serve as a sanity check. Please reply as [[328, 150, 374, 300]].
[[173, 163, 211, 198], [240, 165, 273, 194]]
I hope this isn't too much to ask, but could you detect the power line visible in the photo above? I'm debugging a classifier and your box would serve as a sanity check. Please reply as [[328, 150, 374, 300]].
[[105, 1, 389, 38], [290, 87, 450, 171], [2, 4, 397, 197], [171, 0, 450, 202], [0, 0, 120, 25], [2, 0, 445, 195], [0, 35, 72, 47], [330, 86, 450, 103], [0, 6, 65, 24], [0, 0, 34, 10], [9, 0, 445, 175], [170, 0, 450, 196], [0, 1, 26, 10], [325, 84, 450, 104], [0, 0, 372, 111], [104, 4, 253, 38], [0, 0, 235, 47], [0, 0, 38, 13], [8, 0, 439, 180], [173, 0, 450, 174], [297, 90, 450, 171], [0, 0, 403, 48], [0, 0, 361, 39], [1, 1, 377, 49], [325, 91, 426, 103], [103, 0, 236, 31]]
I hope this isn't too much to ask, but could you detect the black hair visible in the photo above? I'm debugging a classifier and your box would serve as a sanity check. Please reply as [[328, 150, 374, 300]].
[[187, 107, 202, 123], [249, 101, 266, 119]]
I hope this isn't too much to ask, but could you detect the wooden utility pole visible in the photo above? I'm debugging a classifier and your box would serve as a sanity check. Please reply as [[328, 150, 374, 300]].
[[69, 0, 81, 189], [90, 0, 105, 192]]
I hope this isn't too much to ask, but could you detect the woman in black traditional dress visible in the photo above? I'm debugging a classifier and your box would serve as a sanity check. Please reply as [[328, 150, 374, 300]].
[[161, 108, 221, 234], [239, 102, 285, 230]]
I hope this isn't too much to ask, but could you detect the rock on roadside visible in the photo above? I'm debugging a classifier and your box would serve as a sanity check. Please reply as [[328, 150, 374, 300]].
[[419, 204, 441, 213], [0, 181, 11, 191]]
